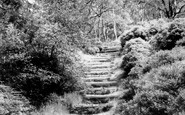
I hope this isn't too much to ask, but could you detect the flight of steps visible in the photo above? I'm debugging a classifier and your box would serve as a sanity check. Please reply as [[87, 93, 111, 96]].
[[70, 42, 122, 115]]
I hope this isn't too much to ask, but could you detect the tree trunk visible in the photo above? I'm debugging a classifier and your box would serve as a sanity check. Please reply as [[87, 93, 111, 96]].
[[101, 16, 107, 42], [98, 17, 101, 41], [113, 8, 117, 40]]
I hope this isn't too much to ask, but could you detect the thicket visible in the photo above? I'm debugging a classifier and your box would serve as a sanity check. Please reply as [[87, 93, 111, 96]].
[[117, 19, 185, 115], [0, 0, 85, 111]]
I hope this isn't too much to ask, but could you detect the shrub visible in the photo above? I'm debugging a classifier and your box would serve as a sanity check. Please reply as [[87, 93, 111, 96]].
[[150, 22, 185, 50], [0, 21, 84, 108], [33, 103, 69, 115], [128, 60, 185, 114], [117, 90, 175, 115], [83, 46, 100, 55], [176, 37, 185, 46], [120, 26, 148, 47], [142, 47, 185, 73], [117, 19, 185, 115], [148, 18, 169, 32], [121, 38, 151, 78], [32, 94, 69, 115]]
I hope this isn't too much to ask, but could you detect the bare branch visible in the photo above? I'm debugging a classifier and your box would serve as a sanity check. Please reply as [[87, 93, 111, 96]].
[[176, 4, 185, 14]]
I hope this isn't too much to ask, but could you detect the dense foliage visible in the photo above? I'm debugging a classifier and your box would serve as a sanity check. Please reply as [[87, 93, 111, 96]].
[[0, 0, 84, 109], [117, 19, 185, 115]]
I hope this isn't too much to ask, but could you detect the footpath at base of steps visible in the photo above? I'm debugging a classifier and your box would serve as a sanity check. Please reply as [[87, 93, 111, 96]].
[[70, 42, 123, 115]]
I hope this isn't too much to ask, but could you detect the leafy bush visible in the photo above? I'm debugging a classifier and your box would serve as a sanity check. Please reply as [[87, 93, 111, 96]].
[[121, 38, 151, 78], [148, 18, 169, 32], [0, 15, 84, 108], [117, 90, 175, 115], [117, 19, 185, 115], [176, 37, 185, 46], [120, 26, 148, 47], [142, 60, 185, 93], [117, 55, 185, 115], [82, 46, 100, 55], [150, 22, 185, 50], [32, 93, 70, 115], [142, 47, 185, 73]]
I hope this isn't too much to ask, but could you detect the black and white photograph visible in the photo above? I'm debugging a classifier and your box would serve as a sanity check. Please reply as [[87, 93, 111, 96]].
[[0, 0, 185, 115]]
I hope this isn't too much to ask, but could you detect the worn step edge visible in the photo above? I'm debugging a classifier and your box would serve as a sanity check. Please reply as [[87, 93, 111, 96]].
[[84, 91, 122, 99], [82, 77, 110, 81], [86, 81, 117, 87]]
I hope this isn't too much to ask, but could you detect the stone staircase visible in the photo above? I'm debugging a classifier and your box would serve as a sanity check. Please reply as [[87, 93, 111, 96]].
[[70, 42, 122, 115]]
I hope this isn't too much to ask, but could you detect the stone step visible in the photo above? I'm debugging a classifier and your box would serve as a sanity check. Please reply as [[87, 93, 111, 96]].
[[90, 58, 111, 60], [92, 60, 111, 63], [85, 74, 110, 78], [70, 103, 113, 114], [90, 66, 111, 69], [86, 62, 111, 65], [85, 65, 111, 68], [86, 70, 110, 74], [89, 87, 119, 92], [84, 87, 119, 95], [83, 98, 110, 104], [82, 77, 110, 82], [86, 65, 112, 68], [104, 47, 120, 50], [72, 45, 122, 115], [84, 91, 122, 99], [86, 81, 117, 87], [100, 49, 120, 53], [88, 68, 111, 71], [85, 72, 110, 75], [103, 49, 120, 52], [90, 57, 110, 59]]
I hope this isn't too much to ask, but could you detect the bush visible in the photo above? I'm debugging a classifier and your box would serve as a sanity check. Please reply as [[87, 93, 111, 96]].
[[142, 61, 185, 93], [121, 38, 151, 78], [120, 26, 148, 47], [83, 46, 100, 55], [176, 37, 185, 46], [117, 19, 185, 115], [150, 22, 185, 50], [32, 94, 70, 115], [142, 47, 185, 73], [117, 90, 175, 115], [120, 60, 185, 115], [0, 20, 84, 108]]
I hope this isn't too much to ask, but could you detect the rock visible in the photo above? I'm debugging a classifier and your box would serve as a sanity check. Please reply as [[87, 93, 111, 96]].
[[112, 57, 123, 70], [109, 69, 124, 81]]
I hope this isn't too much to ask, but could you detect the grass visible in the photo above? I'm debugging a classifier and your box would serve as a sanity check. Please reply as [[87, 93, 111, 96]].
[[63, 92, 83, 108], [32, 103, 69, 115], [32, 93, 70, 115]]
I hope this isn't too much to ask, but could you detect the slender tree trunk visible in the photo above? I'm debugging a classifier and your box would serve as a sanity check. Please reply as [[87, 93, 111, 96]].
[[98, 17, 101, 41], [94, 24, 97, 39], [101, 16, 107, 42], [113, 8, 117, 40]]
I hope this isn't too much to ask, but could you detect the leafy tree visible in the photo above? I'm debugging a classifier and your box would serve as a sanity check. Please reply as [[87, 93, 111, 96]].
[[139, 0, 185, 19]]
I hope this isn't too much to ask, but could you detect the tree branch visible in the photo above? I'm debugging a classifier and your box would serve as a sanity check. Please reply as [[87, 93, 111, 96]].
[[176, 4, 185, 14]]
